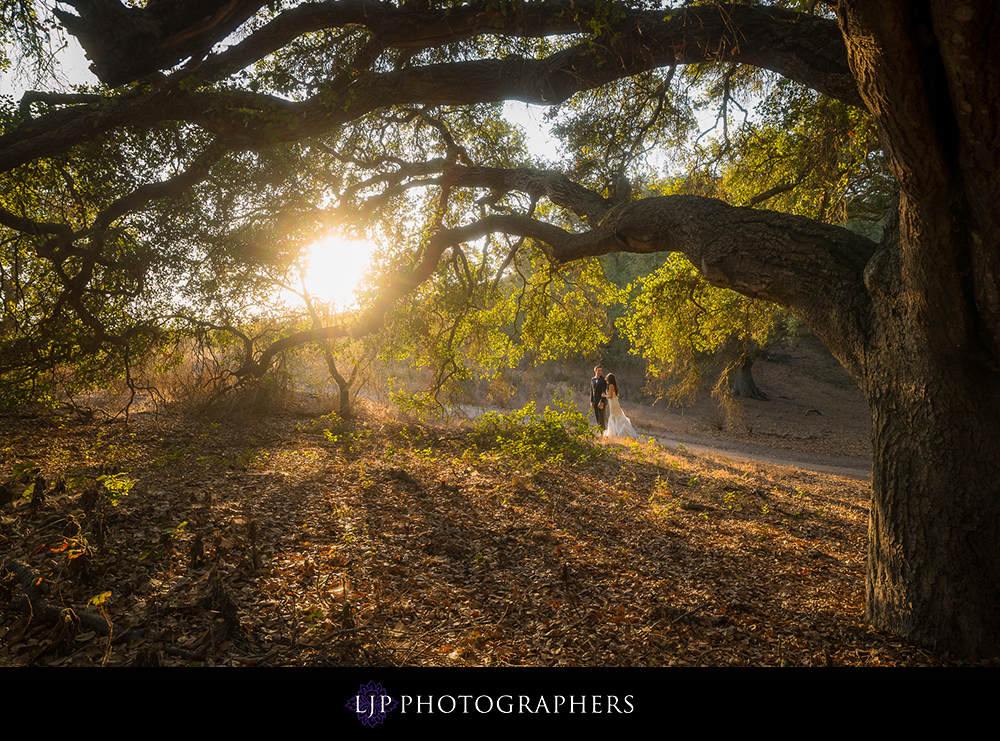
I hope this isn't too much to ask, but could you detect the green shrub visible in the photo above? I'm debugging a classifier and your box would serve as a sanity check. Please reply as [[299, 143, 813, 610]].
[[473, 397, 596, 466]]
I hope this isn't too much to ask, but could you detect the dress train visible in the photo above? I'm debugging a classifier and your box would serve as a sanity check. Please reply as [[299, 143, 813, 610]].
[[603, 390, 639, 439]]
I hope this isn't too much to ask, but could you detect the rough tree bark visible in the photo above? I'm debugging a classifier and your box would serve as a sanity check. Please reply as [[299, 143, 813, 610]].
[[844, 0, 1000, 656], [52, 0, 269, 86]]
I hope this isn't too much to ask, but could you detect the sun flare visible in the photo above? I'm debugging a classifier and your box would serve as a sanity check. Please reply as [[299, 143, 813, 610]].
[[291, 235, 376, 311]]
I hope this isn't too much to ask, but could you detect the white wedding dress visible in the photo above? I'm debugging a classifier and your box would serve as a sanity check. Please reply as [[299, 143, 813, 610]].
[[603, 387, 639, 439]]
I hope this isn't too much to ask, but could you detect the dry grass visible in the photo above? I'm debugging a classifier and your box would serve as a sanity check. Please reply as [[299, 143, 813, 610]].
[[0, 404, 975, 667]]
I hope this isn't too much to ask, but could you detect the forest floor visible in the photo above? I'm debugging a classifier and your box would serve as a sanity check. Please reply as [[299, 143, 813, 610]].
[[0, 340, 986, 667]]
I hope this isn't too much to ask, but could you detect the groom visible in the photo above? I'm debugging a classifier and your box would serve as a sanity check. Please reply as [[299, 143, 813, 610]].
[[591, 365, 608, 431]]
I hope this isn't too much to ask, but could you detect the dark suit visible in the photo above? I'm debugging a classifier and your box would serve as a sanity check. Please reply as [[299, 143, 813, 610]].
[[591, 373, 608, 430]]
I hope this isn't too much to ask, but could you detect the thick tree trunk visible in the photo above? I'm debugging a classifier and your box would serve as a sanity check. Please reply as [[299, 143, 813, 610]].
[[846, 205, 1000, 657], [836, 0, 1000, 657], [730, 357, 768, 401], [865, 353, 1000, 657]]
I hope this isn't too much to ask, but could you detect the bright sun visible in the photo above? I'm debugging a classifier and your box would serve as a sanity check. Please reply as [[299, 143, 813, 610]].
[[290, 235, 376, 311]]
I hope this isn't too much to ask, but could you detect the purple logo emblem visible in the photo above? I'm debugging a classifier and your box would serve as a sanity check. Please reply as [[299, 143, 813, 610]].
[[347, 681, 398, 727]]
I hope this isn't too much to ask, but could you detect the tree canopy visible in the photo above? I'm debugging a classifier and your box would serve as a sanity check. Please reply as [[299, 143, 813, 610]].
[[2, 0, 999, 657]]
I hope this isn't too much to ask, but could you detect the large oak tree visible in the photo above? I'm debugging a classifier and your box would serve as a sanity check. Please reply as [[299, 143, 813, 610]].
[[1, 0, 997, 656]]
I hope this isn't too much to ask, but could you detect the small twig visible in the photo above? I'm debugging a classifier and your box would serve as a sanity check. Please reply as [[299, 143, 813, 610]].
[[670, 601, 708, 625]]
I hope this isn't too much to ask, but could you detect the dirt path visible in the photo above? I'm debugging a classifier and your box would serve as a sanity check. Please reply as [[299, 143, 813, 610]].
[[644, 430, 871, 480], [597, 337, 873, 480]]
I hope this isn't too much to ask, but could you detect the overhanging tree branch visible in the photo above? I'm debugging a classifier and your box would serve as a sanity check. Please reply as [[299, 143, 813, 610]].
[[1, 4, 860, 173]]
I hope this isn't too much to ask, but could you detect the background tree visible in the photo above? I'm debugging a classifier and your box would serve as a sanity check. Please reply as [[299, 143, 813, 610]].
[[1, 0, 998, 657], [617, 71, 893, 412], [618, 251, 786, 408]]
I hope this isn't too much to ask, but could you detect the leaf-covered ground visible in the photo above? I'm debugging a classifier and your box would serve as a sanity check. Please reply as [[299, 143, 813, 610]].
[[0, 406, 984, 666]]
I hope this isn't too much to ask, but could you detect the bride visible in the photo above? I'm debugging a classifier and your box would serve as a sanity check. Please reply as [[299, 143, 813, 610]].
[[603, 373, 640, 439]]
